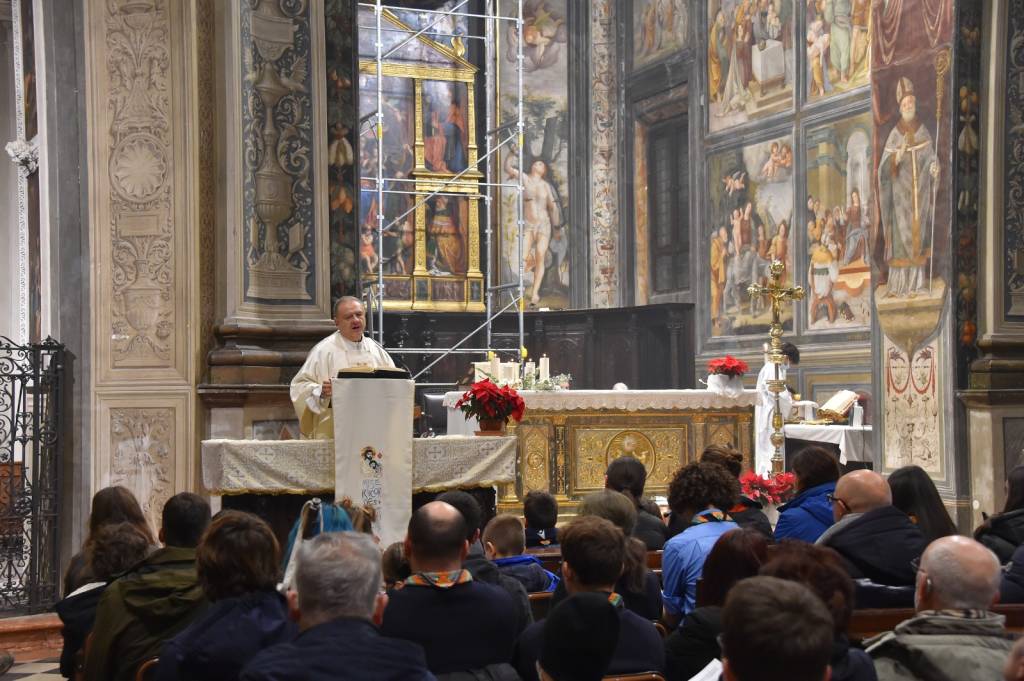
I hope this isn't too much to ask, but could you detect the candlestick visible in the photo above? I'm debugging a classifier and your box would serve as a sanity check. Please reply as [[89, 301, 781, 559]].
[[539, 355, 550, 382]]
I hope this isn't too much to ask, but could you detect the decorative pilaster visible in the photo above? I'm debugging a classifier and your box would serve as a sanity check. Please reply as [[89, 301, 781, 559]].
[[589, 0, 619, 308], [225, 0, 329, 322], [85, 0, 206, 529]]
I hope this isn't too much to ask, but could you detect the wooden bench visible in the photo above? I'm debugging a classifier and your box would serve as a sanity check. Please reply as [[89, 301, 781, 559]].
[[848, 604, 1024, 644], [526, 547, 563, 574], [529, 591, 554, 621]]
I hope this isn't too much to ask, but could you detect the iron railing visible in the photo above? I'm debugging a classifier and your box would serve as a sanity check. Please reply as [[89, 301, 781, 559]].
[[0, 337, 65, 614]]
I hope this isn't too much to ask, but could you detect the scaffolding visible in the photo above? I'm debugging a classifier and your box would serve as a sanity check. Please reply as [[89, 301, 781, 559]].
[[357, 0, 526, 386]]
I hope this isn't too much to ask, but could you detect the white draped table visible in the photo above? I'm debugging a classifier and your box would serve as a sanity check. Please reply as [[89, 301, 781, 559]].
[[201, 435, 517, 495], [782, 424, 873, 465], [444, 389, 759, 435]]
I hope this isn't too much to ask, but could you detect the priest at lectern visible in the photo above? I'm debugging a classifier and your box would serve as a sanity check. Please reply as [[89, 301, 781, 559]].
[[290, 296, 396, 439]]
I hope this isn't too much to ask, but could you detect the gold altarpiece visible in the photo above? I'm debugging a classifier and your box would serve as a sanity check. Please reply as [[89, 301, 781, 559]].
[[357, 10, 484, 312], [497, 407, 755, 515]]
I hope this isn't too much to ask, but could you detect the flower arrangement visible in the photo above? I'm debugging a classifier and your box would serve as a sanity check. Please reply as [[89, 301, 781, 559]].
[[739, 470, 797, 506], [707, 355, 749, 378], [455, 379, 526, 424]]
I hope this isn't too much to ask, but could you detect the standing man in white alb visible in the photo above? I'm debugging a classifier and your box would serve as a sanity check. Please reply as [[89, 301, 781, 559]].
[[290, 296, 396, 439], [754, 342, 799, 474]]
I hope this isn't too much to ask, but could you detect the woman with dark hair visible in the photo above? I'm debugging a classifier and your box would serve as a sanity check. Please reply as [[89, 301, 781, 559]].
[[774, 446, 840, 543], [888, 465, 957, 545], [549, 489, 663, 621], [663, 529, 768, 681], [63, 486, 156, 596], [156, 511, 297, 681], [697, 444, 773, 539], [662, 462, 740, 627], [760, 542, 877, 681], [975, 465, 1024, 563], [55, 522, 153, 678]]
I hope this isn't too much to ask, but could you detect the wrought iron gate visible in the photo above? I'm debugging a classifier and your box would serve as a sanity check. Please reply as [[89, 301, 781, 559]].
[[0, 337, 65, 614]]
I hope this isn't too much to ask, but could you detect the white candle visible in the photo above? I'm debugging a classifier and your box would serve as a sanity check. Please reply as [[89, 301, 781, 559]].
[[490, 356, 500, 380], [539, 356, 550, 382], [524, 361, 536, 380]]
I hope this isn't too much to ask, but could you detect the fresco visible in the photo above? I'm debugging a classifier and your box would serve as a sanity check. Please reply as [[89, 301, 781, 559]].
[[498, 0, 571, 309], [707, 0, 794, 134], [805, 0, 871, 101], [804, 112, 873, 331], [869, 0, 954, 472], [632, 0, 690, 71], [707, 135, 794, 337]]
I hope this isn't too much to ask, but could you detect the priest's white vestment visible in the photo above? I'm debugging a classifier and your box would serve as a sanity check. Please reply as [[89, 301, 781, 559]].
[[290, 332, 396, 439], [754, 361, 793, 474]]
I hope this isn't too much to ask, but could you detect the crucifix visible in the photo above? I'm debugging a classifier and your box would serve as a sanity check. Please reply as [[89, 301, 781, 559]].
[[748, 260, 804, 473]]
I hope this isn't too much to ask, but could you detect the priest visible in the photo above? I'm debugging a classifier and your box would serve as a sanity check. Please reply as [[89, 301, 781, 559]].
[[754, 342, 799, 473], [290, 296, 396, 439]]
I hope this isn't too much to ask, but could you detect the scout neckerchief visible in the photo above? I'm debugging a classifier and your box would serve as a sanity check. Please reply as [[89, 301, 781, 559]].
[[404, 569, 473, 589]]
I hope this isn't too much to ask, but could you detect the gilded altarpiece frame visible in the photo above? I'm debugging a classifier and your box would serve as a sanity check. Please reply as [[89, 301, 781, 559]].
[[497, 408, 754, 516], [357, 11, 484, 312]]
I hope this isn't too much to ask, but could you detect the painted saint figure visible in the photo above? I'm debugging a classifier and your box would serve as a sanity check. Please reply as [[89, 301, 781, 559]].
[[878, 77, 940, 297], [505, 153, 561, 306], [428, 196, 465, 274]]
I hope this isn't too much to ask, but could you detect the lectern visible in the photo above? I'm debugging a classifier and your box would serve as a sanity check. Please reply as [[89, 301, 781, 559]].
[[332, 371, 415, 545]]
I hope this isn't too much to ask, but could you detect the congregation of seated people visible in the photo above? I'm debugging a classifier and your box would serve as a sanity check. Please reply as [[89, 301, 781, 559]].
[[55, 451, 1024, 681]]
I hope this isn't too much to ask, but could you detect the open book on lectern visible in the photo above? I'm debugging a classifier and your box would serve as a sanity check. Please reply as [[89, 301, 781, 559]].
[[336, 366, 411, 380]]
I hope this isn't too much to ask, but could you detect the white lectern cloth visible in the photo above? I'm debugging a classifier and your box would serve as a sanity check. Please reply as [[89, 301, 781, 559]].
[[332, 377, 414, 546]]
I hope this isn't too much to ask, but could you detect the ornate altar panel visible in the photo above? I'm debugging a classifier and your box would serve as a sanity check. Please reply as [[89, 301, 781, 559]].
[[494, 394, 755, 515]]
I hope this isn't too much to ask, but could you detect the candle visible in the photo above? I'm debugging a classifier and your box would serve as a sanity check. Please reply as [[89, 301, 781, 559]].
[[490, 356, 500, 380], [539, 355, 550, 382], [524, 361, 536, 380]]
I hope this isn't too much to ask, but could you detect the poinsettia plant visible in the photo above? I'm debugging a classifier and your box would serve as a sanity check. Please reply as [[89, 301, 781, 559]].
[[740, 470, 797, 506], [455, 379, 526, 423], [708, 355, 749, 378]]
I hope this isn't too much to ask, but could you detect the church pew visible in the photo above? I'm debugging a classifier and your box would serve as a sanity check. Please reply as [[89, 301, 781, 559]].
[[848, 604, 1024, 643], [646, 551, 663, 570], [526, 547, 563, 574], [529, 591, 554, 621]]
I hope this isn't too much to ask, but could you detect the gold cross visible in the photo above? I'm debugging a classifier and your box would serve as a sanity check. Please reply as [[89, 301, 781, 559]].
[[748, 260, 804, 473]]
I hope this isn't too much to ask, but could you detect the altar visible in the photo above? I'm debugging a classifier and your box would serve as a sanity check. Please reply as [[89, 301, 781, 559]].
[[443, 389, 757, 514]]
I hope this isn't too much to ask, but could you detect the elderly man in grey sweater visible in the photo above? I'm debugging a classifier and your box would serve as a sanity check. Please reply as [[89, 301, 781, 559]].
[[867, 535, 1014, 681]]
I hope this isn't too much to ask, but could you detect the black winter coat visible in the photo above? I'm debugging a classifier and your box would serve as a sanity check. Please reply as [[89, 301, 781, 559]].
[[664, 606, 722, 681], [821, 506, 926, 586], [976, 508, 1024, 563]]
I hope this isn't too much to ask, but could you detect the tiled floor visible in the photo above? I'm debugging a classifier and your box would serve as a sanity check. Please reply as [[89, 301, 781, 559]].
[[6, 657, 61, 680]]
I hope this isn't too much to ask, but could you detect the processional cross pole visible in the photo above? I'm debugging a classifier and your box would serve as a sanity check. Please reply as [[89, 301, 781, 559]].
[[748, 260, 804, 474]]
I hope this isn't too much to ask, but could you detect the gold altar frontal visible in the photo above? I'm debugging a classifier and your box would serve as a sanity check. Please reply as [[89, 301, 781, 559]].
[[497, 404, 755, 516]]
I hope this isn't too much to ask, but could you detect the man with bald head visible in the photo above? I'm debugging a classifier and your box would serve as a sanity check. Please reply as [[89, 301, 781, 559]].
[[817, 470, 926, 585], [868, 536, 1013, 681], [381, 501, 520, 675], [290, 296, 396, 438]]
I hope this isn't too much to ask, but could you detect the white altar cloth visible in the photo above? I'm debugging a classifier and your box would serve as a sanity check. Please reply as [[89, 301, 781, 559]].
[[782, 424, 873, 465], [444, 389, 758, 435], [201, 435, 517, 495]]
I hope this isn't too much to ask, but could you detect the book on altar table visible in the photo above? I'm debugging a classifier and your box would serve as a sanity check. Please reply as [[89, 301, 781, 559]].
[[818, 389, 859, 420]]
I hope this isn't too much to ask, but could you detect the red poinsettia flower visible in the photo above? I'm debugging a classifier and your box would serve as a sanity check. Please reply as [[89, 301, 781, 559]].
[[708, 355, 749, 378], [457, 379, 527, 423], [740, 470, 796, 505]]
